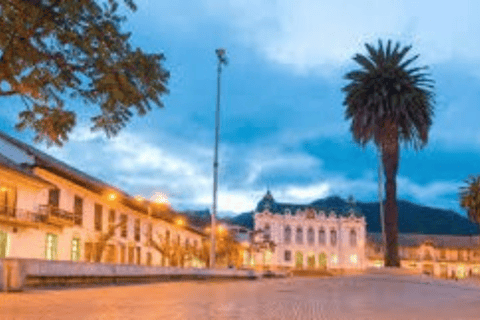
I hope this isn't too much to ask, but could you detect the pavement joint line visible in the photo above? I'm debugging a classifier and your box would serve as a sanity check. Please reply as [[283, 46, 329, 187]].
[[363, 276, 480, 291]]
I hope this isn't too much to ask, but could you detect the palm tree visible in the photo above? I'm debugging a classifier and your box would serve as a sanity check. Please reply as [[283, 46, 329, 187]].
[[342, 39, 435, 267], [460, 175, 480, 225]]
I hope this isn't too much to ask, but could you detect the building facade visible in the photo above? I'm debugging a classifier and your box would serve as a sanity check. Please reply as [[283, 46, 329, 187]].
[[367, 233, 480, 278], [250, 191, 367, 271], [0, 131, 204, 267]]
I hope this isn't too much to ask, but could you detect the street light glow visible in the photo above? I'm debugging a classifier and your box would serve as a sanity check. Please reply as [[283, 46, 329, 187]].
[[350, 254, 358, 264], [152, 192, 169, 205], [134, 195, 145, 202], [107, 193, 117, 201], [176, 218, 185, 226]]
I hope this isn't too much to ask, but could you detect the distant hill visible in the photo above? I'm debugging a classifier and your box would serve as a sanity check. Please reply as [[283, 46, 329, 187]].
[[220, 196, 480, 235]]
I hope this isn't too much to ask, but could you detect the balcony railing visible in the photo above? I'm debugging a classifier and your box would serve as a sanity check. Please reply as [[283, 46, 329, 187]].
[[0, 206, 47, 226], [38, 205, 75, 226]]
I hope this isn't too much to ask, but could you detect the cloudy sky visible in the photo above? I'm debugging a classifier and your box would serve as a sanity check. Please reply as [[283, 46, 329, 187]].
[[2, 0, 480, 216]]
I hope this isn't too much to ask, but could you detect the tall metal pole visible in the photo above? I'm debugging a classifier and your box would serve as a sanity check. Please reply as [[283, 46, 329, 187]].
[[211, 48, 227, 269], [377, 148, 386, 256]]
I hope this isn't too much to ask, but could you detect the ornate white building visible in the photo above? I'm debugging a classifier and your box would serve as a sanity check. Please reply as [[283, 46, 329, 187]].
[[251, 191, 367, 271]]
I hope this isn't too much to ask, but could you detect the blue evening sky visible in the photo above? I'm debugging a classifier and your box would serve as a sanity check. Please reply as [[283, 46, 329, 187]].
[[2, 0, 480, 216]]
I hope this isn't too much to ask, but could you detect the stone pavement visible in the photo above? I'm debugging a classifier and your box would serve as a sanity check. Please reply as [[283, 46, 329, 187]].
[[1, 272, 480, 319]]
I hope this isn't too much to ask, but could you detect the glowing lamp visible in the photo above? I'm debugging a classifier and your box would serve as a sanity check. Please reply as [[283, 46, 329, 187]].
[[0, 187, 7, 192], [374, 260, 384, 268], [152, 192, 169, 204], [135, 195, 145, 202], [331, 254, 338, 264], [107, 193, 117, 201], [176, 218, 185, 226], [350, 254, 358, 264]]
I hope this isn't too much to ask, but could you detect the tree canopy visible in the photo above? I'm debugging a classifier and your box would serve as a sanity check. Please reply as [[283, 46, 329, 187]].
[[342, 40, 435, 150], [460, 175, 480, 225], [0, 0, 169, 145]]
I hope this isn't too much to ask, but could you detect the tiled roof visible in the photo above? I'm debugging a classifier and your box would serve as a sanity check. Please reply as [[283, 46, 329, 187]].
[[0, 131, 148, 212], [255, 191, 364, 217], [0, 153, 54, 187], [367, 232, 480, 249]]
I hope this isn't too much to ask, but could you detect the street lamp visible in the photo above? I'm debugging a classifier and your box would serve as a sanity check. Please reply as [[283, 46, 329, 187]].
[[211, 48, 228, 269]]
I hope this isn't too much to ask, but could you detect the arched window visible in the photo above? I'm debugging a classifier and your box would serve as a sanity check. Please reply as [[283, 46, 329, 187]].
[[165, 230, 170, 244], [350, 229, 357, 247], [318, 228, 326, 245], [264, 224, 271, 241], [296, 227, 303, 244], [307, 227, 315, 245], [284, 226, 292, 244], [330, 229, 337, 246]]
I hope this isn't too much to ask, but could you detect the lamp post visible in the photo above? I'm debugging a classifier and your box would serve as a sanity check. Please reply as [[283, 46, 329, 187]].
[[378, 149, 386, 260], [211, 48, 228, 269]]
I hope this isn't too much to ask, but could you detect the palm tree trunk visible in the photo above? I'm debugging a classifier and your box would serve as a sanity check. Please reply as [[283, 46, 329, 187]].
[[382, 126, 400, 267]]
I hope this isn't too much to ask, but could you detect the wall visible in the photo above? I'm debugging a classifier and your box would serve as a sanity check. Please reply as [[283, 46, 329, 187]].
[[0, 258, 260, 292]]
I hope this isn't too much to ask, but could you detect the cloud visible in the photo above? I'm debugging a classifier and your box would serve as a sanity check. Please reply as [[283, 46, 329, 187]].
[[203, 0, 480, 73], [397, 177, 461, 202]]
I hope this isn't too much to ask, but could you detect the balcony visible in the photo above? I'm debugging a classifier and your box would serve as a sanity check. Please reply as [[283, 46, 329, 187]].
[[0, 206, 47, 228], [38, 205, 75, 227]]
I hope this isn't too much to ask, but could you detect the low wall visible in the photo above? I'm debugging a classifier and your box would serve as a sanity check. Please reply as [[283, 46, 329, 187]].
[[0, 258, 259, 292]]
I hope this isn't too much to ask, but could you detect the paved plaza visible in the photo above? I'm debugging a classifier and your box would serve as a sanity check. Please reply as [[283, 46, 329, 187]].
[[1, 273, 480, 320]]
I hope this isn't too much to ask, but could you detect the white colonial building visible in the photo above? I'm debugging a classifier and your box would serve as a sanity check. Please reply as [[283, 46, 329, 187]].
[[0, 131, 204, 267], [251, 191, 367, 271]]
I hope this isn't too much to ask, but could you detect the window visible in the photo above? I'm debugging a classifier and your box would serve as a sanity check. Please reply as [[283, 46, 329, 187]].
[[147, 252, 152, 266], [318, 229, 326, 245], [284, 250, 291, 262], [193, 240, 198, 249], [284, 226, 292, 244], [458, 249, 464, 261], [177, 234, 181, 245], [307, 227, 315, 245], [0, 183, 15, 217], [84, 242, 93, 262], [128, 246, 134, 264], [45, 233, 58, 260], [106, 245, 116, 263], [350, 229, 357, 247], [74, 196, 83, 226], [136, 247, 141, 265], [71, 238, 80, 261], [120, 214, 127, 238], [48, 189, 60, 207], [134, 219, 140, 242], [424, 249, 433, 260], [296, 227, 303, 244], [264, 224, 271, 241], [185, 238, 190, 249], [108, 209, 116, 231], [440, 249, 446, 260], [146, 223, 153, 241], [166, 230, 171, 244], [94, 203, 103, 231], [330, 229, 337, 246], [119, 244, 126, 264], [0, 231, 8, 258]]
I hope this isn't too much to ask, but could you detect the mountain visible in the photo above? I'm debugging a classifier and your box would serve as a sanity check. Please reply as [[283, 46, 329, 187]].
[[180, 209, 211, 228], [223, 196, 480, 235]]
